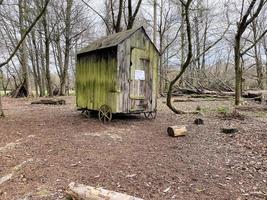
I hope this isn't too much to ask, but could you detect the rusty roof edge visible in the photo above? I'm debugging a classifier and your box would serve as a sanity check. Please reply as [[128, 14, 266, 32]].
[[77, 27, 141, 55], [77, 26, 159, 55]]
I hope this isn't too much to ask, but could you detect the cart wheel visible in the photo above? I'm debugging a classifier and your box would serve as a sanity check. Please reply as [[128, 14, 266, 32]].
[[98, 105, 112, 123], [82, 109, 90, 118], [144, 111, 157, 119]]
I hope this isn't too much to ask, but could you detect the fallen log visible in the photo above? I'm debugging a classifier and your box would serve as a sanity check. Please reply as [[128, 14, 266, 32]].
[[221, 127, 238, 134], [66, 182, 143, 200], [167, 126, 187, 137], [243, 92, 262, 98], [31, 99, 66, 105], [189, 94, 232, 99], [236, 105, 267, 112], [194, 118, 204, 125], [173, 98, 194, 102]]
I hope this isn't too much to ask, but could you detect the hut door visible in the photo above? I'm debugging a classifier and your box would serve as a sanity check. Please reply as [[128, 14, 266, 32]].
[[129, 48, 151, 111]]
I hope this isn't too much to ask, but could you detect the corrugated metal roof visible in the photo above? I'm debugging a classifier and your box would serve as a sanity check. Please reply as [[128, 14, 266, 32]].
[[78, 27, 142, 54]]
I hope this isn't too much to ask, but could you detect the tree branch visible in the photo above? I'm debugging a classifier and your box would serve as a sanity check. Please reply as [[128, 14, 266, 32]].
[[0, 0, 50, 68], [166, 0, 194, 114], [81, 0, 111, 34], [241, 28, 267, 56]]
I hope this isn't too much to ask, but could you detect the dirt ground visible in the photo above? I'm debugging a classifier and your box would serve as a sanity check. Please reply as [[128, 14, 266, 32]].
[[0, 96, 266, 200]]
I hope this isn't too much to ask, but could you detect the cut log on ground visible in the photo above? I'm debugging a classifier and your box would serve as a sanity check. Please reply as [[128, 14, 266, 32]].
[[194, 118, 204, 125], [66, 182, 143, 200], [31, 99, 66, 105], [167, 126, 187, 137], [221, 127, 238, 134]]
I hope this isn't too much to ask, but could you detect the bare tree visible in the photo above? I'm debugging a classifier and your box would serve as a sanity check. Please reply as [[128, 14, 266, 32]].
[[0, 93, 4, 117], [166, 0, 193, 114], [18, 0, 31, 96], [263, 36, 267, 88], [153, 0, 157, 44], [251, 19, 264, 89], [234, 0, 267, 105], [0, 0, 50, 116], [126, 0, 143, 29], [82, 0, 143, 33], [157, 0, 180, 94], [60, 0, 73, 95], [0, 0, 50, 68]]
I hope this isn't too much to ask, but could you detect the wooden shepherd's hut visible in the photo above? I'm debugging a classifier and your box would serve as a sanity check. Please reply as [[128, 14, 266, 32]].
[[76, 26, 159, 122]]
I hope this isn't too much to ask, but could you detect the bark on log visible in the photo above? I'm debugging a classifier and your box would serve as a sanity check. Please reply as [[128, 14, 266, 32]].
[[243, 92, 262, 98], [221, 127, 238, 134], [66, 182, 143, 200], [31, 99, 66, 105], [167, 126, 187, 137], [194, 118, 204, 125]]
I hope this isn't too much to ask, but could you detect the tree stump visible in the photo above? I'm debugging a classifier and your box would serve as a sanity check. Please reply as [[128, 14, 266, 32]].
[[194, 118, 204, 125], [167, 126, 187, 137], [221, 127, 238, 134]]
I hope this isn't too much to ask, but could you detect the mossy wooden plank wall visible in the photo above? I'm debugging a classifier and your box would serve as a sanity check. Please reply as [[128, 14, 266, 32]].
[[76, 47, 118, 112]]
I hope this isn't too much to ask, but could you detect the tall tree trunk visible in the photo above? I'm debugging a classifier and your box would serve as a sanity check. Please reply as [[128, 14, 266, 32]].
[[28, 37, 39, 96], [39, 33, 46, 97], [60, 0, 73, 96], [127, 0, 142, 30], [233, 0, 265, 105], [0, 72, 4, 117], [194, 12, 200, 70], [252, 21, 264, 89], [0, 94, 4, 117], [179, 4, 185, 87], [254, 46, 264, 89], [19, 0, 31, 96], [158, 0, 163, 95], [266, 55, 267, 89], [33, 29, 44, 96], [264, 38, 267, 89], [234, 35, 242, 105], [42, 8, 52, 96], [263, 38, 267, 89], [166, 0, 193, 114], [201, 11, 208, 70], [153, 0, 157, 45]]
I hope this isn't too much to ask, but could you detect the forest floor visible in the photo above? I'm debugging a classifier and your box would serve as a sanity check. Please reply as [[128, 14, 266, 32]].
[[0, 96, 266, 200]]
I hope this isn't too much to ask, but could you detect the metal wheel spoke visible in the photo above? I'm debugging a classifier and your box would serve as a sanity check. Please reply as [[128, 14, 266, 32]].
[[102, 112, 109, 119], [144, 111, 156, 120], [99, 105, 112, 123]]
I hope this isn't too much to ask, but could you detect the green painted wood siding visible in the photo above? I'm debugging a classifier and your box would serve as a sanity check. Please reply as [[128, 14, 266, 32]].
[[76, 47, 118, 112]]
